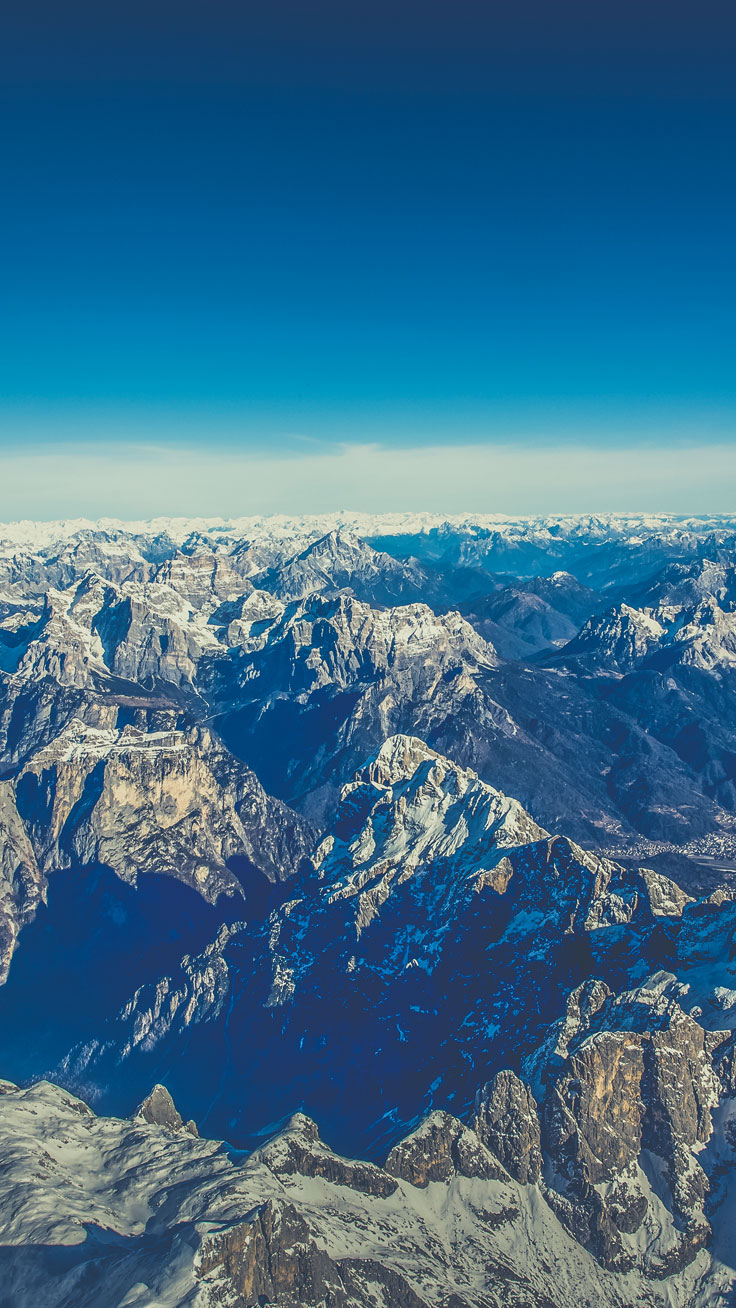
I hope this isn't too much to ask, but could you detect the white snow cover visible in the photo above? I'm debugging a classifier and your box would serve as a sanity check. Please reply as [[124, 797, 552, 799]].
[[1, 510, 735, 553], [0, 1077, 731, 1308]]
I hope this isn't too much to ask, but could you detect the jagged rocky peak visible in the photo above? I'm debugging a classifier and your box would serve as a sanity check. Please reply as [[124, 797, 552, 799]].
[[671, 596, 736, 671], [557, 586, 736, 678], [521, 971, 728, 1273], [291, 525, 368, 564], [356, 732, 450, 787], [473, 1069, 542, 1183], [384, 1109, 507, 1186], [217, 586, 287, 650], [560, 602, 666, 672], [135, 1082, 198, 1135], [639, 865, 695, 916], [150, 548, 250, 604], [312, 736, 687, 939], [303, 735, 550, 944], [628, 556, 736, 610], [231, 589, 500, 684], [47, 732, 702, 1165], [262, 526, 369, 589], [258, 526, 437, 607], [254, 1112, 399, 1197], [2, 1074, 734, 1307], [0, 565, 222, 692], [322, 732, 547, 871]]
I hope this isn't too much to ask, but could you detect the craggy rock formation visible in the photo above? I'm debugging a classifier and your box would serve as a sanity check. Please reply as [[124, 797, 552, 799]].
[[197, 1199, 356, 1308], [0, 717, 312, 979], [6, 514, 736, 847], [525, 974, 725, 1273], [385, 1111, 507, 1186], [254, 1114, 399, 1198], [3, 516, 736, 1303], [52, 735, 732, 1174], [135, 1082, 198, 1136], [473, 1070, 542, 1183]]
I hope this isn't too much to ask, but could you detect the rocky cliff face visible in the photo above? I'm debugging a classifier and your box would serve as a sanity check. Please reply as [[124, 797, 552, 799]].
[[258, 528, 442, 608], [135, 1082, 199, 1135], [473, 1069, 542, 1183], [4, 515, 736, 851], [202, 589, 503, 819], [0, 715, 313, 981], [558, 593, 736, 677], [523, 975, 723, 1273], [32, 730, 736, 1305]]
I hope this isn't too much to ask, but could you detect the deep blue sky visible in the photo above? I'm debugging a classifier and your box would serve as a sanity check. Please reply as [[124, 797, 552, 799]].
[[1, 1, 735, 514]]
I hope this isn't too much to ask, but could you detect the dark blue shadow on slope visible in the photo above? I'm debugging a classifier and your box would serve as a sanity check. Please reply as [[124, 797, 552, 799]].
[[0, 862, 272, 1083]]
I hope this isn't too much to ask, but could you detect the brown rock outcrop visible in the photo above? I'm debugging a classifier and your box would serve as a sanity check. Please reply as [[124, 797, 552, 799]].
[[385, 1110, 507, 1187]]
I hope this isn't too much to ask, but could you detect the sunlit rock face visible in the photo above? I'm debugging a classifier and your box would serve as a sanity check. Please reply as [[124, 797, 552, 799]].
[[0, 716, 313, 981], [4, 514, 736, 846]]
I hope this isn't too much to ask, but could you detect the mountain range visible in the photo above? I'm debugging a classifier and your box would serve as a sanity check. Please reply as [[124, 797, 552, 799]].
[[2, 512, 736, 1306]]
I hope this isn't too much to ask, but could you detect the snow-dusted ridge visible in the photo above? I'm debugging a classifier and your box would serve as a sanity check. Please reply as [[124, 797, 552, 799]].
[[1, 1070, 735, 1308], [51, 736, 736, 1177]]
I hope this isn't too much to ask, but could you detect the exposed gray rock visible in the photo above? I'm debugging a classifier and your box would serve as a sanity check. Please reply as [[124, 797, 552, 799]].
[[0, 716, 313, 978], [529, 975, 721, 1271], [473, 1070, 542, 1183], [0, 1077, 731, 1308], [256, 1113, 399, 1197], [4, 516, 736, 1307], [197, 1198, 355, 1307]]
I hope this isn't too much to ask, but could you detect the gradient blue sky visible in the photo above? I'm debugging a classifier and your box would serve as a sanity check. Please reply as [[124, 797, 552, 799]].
[[1, 1, 735, 516]]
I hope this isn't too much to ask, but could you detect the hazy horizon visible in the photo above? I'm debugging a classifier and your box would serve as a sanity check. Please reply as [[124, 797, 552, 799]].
[[1, 438, 735, 522]]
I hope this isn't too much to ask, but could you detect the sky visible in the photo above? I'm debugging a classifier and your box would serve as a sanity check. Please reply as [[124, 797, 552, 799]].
[[1, 0, 735, 518]]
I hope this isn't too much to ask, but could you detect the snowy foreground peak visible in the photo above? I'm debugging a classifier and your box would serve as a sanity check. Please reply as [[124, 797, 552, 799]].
[[2, 1032, 736, 1308]]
